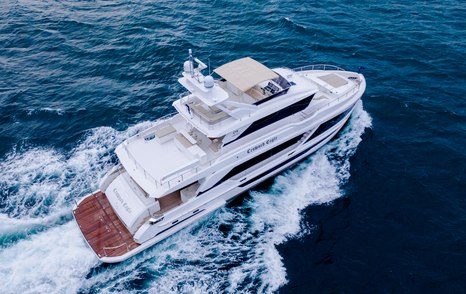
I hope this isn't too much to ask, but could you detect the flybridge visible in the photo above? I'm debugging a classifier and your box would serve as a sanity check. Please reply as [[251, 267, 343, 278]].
[[116, 51, 319, 197], [178, 50, 229, 107], [173, 50, 316, 138]]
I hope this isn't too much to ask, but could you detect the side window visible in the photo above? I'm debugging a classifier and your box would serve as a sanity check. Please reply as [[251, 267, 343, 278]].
[[220, 133, 304, 182], [225, 94, 314, 147], [305, 105, 354, 143]]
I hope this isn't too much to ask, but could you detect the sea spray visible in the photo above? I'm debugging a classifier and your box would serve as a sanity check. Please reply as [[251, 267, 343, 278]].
[[0, 222, 97, 294], [0, 122, 155, 221]]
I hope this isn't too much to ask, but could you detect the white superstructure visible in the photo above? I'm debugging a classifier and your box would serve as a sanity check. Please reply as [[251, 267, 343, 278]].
[[73, 51, 366, 263]]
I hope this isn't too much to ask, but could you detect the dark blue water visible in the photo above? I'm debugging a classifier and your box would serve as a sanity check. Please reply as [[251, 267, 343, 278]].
[[1, 0, 465, 293]]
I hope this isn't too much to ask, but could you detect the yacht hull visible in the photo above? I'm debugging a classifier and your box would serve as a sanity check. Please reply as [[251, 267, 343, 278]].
[[73, 60, 367, 263], [73, 104, 353, 263]]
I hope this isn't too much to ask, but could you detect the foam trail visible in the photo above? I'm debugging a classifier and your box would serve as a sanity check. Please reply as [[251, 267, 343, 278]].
[[0, 122, 154, 220], [77, 102, 371, 293], [0, 120, 164, 291], [0, 222, 98, 294], [237, 100, 372, 292], [0, 121, 157, 250], [0, 213, 50, 247]]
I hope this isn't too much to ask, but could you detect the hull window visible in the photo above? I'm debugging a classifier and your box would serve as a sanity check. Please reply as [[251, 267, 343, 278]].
[[305, 105, 354, 143], [239, 130, 336, 187], [224, 94, 314, 146], [198, 132, 305, 196]]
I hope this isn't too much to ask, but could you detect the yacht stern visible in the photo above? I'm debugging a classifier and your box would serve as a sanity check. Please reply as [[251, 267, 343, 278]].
[[73, 191, 141, 262]]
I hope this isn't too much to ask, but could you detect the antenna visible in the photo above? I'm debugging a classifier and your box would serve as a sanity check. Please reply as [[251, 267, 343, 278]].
[[188, 49, 194, 77]]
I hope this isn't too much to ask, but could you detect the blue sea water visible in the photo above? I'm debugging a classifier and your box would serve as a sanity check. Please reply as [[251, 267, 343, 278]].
[[0, 0, 465, 293]]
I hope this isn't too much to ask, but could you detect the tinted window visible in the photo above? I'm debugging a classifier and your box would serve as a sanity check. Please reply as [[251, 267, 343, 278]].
[[239, 130, 336, 188], [305, 105, 353, 143], [225, 94, 314, 147], [222, 134, 303, 180], [200, 133, 304, 194]]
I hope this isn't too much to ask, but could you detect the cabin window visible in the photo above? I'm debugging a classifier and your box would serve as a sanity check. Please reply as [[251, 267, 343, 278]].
[[218, 133, 304, 184], [305, 105, 354, 144], [238, 131, 337, 188], [224, 94, 314, 147]]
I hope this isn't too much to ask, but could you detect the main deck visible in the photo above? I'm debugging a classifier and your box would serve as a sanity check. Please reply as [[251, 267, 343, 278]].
[[73, 191, 140, 258]]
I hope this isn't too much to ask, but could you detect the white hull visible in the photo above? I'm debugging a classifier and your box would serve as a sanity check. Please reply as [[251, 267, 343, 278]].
[[73, 53, 366, 263], [89, 100, 357, 263]]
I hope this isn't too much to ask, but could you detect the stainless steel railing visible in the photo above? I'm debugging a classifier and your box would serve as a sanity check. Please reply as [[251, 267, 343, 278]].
[[293, 64, 345, 72], [103, 242, 130, 256]]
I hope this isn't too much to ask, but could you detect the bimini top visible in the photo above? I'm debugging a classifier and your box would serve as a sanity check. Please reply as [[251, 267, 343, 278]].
[[214, 57, 279, 92]]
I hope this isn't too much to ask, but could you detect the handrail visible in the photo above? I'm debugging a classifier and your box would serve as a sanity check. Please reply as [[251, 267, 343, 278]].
[[179, 91, 192, 106], [162, 156, 216, 189], [293, 64, 345, 72], [123, 111, 180, 189], [174, 82, 358, 187], [103, 242, 130, 256], [126, 131, 216, 191], [157, 111, 177, 121], [301, 80, 360, 121]]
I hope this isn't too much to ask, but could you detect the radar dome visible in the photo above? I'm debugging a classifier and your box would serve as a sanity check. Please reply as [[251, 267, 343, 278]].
[[183, 61, 192, 73], [204, 75, 214, 88]]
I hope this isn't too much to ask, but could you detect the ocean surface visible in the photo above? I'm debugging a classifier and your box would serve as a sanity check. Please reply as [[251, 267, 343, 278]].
[[0, 0, 465, 293]]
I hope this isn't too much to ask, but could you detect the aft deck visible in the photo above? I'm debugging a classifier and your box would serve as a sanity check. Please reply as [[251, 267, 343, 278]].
[[73, 191, 140, 258]]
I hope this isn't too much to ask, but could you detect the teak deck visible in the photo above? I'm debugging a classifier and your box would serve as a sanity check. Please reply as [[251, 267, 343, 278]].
[[73, 191, 139, 258]]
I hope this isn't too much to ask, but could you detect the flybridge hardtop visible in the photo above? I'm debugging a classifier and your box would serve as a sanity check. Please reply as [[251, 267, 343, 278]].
[[73, 50, 366, 263]]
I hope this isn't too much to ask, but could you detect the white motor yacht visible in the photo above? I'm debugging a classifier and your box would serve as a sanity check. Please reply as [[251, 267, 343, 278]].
[[73, 50, 366, 263]]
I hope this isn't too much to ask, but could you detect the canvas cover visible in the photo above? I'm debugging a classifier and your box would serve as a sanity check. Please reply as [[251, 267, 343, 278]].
[[214, 57, 278, 92]]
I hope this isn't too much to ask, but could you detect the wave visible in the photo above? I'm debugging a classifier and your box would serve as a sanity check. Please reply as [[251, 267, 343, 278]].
[[0, 121, 154, 218], [26, 107, 65, 116], [0, 222, 98, 294], [282, 17, 307, 32], [0, 120, 157, 292]]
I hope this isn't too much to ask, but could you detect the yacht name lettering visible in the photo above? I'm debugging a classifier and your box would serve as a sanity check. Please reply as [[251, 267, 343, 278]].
[[247, 137, 278, 153], [113, 188, 132, 214]]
